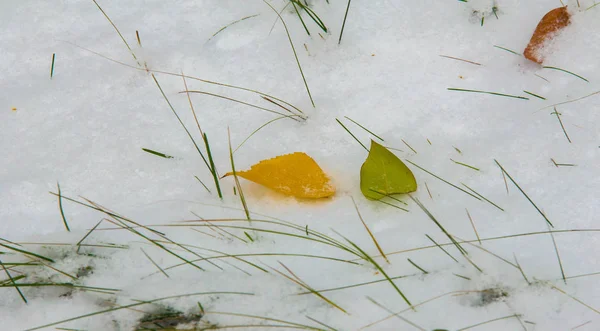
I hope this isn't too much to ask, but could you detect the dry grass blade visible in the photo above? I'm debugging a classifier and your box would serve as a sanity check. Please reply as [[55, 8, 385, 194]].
[[465, 209, 481, 245], [182, 90, 294, 118], [23, 291, 254, 331], [207, 14, 260, 42], [439, 54, 481, 65], [367, 296, 426, 330], [456, 314, 523, 331], [351, 197, 389, 263], [141, 248, 169, 278], [228, 128, 251, 220], [91, 0, 141, 66]]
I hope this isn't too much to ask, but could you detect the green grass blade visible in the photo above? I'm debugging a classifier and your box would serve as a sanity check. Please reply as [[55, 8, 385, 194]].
[[141, 147, 174, 159], [494, 160, 553, 227], [56, 182, 70, 232], [338, 0, 352, 44], [263, 0, 315, 107]]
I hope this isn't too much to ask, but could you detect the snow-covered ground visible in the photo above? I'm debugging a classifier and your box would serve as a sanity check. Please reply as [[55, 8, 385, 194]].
[[2, 0, 600, 330]]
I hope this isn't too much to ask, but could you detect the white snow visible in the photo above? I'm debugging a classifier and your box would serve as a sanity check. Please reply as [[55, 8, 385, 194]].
[[1, 0, 600, 330]]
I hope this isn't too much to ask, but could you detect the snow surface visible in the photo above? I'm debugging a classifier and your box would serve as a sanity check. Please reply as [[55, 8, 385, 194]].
[[1, 0, 600, 330]]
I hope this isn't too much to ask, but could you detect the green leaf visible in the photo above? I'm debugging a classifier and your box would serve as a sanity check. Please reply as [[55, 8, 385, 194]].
[[360, 140, 417, 200]]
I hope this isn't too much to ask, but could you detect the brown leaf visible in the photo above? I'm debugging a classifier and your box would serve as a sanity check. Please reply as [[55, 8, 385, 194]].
[[524, 6, 571, 64]]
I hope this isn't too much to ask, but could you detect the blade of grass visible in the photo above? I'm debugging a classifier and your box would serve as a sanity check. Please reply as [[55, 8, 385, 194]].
[[540, 90, 600, 110], [409, 195, 467, 256], [402, 139, 417, 154], [543, 280, 600, 315], [297, 273, 417, 295], [141, 147, 174, 159], [457, 314, 522, 331], [547, 223, 566, 284], [447, 88, 529, 100], [0, 243, 54, 263], [407, 258, 428, 274], [336, 118, 368, 151], [338, 0, 352, 44], [292, 0, 328, 33], [141, 248, 169, 278], [426, 234, 458, 263], [460, 183, 505, 211], [207, 14, 260, 42], [494, 160, 553, 227], [404, 160, 481, 201], [56, 182, 70, 232], [271, 262, 348, 314], [228, 128, 250, 220], [367, 296, 426, 331], [523, 90, 546, 100], [151, 74, 218, 191], [552, 107, 572, 143], [291, 0, 311, 35], [513, 254, 531, 285], [182, 71, 203, 137], [76, 220, 102, 254], [543, 66, 589, 82], [194, 175, 212, 194], [337, 232, 413, 309], [465, 209, 481, 245], [344, 116, 384, 141], [493, 45, 521, 56], [91, 0, 141, 66], [202, 133, 223, 198], [0, 257, 27, 303], [450, 159, 480, 171], [439, 54, 481, 66], [50, 53, 56, 79], [351, 197, 389, 263], [182, 90, 293, 118], [234, 115, 297, 153], [63, 40, 307, 115], [263, 0, 315, 107], [205, 311, 327, 330], [306, 315, 338, 331], [23, 291, 253, 331]]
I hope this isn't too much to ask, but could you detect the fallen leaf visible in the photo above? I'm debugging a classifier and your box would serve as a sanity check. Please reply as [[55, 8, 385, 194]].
[[524, 6, 571, 64], [224, 152, 335, 199], [360, 140, 417, 200]]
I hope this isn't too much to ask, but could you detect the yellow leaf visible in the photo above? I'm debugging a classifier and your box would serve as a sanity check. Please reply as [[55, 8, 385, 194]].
[[224, 152, 335, 199]]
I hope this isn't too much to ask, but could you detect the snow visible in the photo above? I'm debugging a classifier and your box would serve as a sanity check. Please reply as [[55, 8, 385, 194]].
[[1, 0, 599, 330]]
